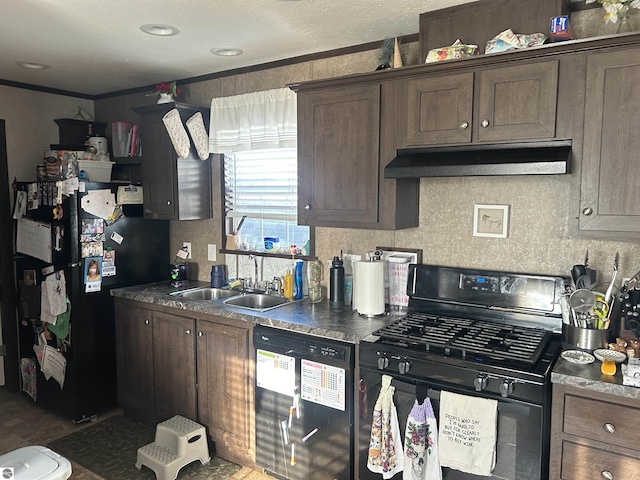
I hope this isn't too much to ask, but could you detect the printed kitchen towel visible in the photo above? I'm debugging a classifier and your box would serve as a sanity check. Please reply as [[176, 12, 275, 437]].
[[403, 398, 441, 480], [368, 374, 404, 478], [438, 391, 497, 476]]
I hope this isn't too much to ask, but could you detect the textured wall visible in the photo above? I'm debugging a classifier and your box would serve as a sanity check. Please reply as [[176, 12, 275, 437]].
[[1, 86, 93, 199]]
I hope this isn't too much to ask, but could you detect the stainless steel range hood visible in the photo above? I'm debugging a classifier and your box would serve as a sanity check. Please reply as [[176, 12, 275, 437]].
[[384, 140, 572, 178]]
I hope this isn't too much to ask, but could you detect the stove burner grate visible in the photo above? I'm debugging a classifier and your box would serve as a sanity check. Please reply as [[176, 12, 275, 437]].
[[373, 311, 551, 365]]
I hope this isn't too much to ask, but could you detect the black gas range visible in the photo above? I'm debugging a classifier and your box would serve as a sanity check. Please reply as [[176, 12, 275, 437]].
[[360, 264, 569, 404], [358, 265, 570, 480]]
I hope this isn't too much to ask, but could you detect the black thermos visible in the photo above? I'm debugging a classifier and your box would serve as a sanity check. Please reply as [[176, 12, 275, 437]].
[[330, 256, 345, 304]]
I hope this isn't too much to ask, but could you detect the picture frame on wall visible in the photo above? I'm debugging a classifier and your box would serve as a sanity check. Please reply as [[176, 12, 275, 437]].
[[473, 204, 509, 238]]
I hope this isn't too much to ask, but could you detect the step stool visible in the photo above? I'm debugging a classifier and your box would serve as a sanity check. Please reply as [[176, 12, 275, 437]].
[[135, 415, 211, 480]]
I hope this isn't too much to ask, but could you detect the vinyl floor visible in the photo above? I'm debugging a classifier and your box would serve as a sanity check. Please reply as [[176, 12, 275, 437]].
[[0, 387, 271, 480]]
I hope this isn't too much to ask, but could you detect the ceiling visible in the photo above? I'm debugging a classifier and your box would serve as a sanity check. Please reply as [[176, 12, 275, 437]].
[[0, 0, 476, 98]]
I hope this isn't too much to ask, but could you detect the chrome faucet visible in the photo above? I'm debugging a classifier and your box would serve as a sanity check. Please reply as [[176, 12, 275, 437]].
[[249, 254, 259, 290]]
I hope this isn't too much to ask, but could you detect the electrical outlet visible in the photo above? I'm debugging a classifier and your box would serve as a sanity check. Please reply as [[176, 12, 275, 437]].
[[208, 244, 217, 262], [182, 242, 192, 259]]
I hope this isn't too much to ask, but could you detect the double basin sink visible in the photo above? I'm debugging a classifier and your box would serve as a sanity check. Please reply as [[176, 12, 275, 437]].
[[169, 286, 292, 312]]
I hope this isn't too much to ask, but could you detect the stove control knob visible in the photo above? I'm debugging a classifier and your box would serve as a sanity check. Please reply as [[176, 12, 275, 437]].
[[398, 360, 411, 374], [473, 374, 488, 392], [377, 356, 389, 370], [499, 379, 515, 398]]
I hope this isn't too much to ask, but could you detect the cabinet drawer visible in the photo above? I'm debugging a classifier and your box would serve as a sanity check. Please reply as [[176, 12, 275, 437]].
[[564, 393, 640, 451], [560, 440, 640, 480]]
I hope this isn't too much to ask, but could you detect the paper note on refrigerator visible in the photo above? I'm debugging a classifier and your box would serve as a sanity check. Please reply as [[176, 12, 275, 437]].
[[81, 189, 116, 219], [16, 218, 52, 263], [42, 345, 66, 389]]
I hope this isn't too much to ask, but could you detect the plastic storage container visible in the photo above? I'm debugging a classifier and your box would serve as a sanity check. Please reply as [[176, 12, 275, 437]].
[[77, 160, 114, 182], [111, 121, 133, 157]]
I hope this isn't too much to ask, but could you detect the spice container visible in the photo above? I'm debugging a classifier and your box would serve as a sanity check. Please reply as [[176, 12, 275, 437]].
[[308, 260, 323, 303]]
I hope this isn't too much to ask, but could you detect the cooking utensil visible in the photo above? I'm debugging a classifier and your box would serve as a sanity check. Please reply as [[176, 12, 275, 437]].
[[569, 289, 596, 313], [604, 252, 619, 304], [233, 215, 246, 235]]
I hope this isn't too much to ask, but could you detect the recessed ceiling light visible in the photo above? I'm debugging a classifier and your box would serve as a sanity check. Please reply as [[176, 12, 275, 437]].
[[16, 61, 50, 70], [211, 48, 244, 57], [140, 24, 180, 36]]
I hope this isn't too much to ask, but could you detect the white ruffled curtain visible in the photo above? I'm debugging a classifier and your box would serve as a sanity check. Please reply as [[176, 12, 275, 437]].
[[208, 87, 297, 154]]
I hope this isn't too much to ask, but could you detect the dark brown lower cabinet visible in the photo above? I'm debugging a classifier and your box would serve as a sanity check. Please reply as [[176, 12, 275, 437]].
[[549, 384, 640, 479], [114, 299, 254, 466], [196, 318, 253, 466]]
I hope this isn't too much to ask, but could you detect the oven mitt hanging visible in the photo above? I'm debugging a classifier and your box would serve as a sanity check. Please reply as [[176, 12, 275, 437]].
[[186, 111, 210, 160], [162, 108, 191, 158], [403, 398, 441, 480], [368, 374, 404, 478]]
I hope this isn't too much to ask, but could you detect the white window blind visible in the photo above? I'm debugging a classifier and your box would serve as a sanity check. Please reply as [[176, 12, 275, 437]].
[[224, 148, 297, 222]]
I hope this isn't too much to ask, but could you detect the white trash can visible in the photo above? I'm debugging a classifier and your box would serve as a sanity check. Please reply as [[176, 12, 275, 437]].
[[0, 446, 72, 480]]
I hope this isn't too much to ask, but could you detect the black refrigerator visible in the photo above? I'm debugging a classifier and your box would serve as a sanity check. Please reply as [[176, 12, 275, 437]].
[[13, 180, 169, 422]]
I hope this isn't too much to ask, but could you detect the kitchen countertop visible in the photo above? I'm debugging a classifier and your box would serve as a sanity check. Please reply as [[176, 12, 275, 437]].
[[111, 281, 399, 344], [552, 348, 640, 400]]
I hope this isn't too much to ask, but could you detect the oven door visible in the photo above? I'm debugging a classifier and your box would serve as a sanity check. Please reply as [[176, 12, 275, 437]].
[[358, 366, 548, 480]]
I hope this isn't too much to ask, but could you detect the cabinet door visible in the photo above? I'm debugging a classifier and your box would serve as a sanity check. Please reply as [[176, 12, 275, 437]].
[[196, 319, 252, 465], [297, 84, 380, 226], [152, 311, 197, 419], [404, 72, 474, 146], [114, 302, 154, 412], [477, 60, 558, 142], [139, 113, 178, 218], [580, 48, 640, 234]]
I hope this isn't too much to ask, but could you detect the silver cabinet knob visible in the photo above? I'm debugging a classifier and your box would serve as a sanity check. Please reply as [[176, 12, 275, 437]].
[[459, 121, 469, 129], [601, 470, 613, 480], [604, 423, 616, 434], [185, 329, 191, 335], [304, 204, 311, 210], [481, 119, 490, 128], [145, 319, 150, 325], [582, 207, 593, 216], [198, 331, 203, 337], [166, 200, 172, 205], [473, 374, 488, 392]]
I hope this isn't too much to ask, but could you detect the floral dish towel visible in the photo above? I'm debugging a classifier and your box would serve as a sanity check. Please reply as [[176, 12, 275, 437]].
[[404, 398, 441, 480]]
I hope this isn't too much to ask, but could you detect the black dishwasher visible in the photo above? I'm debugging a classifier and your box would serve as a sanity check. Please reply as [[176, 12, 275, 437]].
[[254, 325, 354, 480]]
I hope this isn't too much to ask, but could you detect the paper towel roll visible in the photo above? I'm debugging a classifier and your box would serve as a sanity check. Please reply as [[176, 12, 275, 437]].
[[353, 261, 385, 316]]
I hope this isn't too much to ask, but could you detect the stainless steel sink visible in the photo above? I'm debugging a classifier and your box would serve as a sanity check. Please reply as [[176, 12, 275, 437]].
[[170, 287, 239, 300], [223, 293, 292, 312]]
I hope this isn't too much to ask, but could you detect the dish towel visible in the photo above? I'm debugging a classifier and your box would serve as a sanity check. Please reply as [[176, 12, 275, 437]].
[[403, 398, 441, 480], [438, 391, 498, 476], [368, 374, 404, 478]]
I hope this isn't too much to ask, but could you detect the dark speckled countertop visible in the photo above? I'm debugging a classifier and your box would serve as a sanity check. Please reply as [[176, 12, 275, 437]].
[[552, 348, 640, 400], [111, 281, 399, 344]]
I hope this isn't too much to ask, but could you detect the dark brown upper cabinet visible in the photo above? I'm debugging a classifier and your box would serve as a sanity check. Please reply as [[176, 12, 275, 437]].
[[133, 102, 212, 220], [294, 80, 419, 230], [400, 60, 559, 147], [579, 46, 640, 237]]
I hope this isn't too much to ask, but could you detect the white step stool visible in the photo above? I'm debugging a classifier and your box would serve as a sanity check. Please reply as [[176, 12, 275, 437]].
[[135, 415, 211, 480], [0, 446, 72, 480]]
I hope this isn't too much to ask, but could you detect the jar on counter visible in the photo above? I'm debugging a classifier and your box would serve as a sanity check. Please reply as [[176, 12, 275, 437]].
[[308, 259, 323, 303]]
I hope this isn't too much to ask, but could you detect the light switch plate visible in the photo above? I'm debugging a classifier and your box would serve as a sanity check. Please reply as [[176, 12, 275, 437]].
[[182, 242, 192, 259], [208, 244, 217, 262]]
